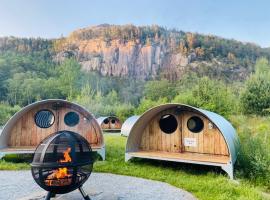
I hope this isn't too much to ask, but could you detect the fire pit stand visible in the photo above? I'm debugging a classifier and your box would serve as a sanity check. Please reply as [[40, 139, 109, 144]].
[[31, 130, 93, 200], [45, 188, 90, 200]]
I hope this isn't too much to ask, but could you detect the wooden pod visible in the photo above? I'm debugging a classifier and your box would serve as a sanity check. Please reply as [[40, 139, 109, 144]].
[[0, 99, 105, 160], [97, 116, 122, 132], [125, 104, 240, 179]]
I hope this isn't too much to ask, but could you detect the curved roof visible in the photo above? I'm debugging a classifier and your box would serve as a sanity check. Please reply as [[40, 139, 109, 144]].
[[121, 115, 140, 137], [126, 104, 240, 163], [0, 99, 103, 148], [97, 116, 121, 126]]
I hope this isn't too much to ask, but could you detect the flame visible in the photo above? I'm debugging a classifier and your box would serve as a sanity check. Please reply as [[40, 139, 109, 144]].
[[60, 147, 72, 163], [56, 167, 68, 179], [45, 147, 72, 186]]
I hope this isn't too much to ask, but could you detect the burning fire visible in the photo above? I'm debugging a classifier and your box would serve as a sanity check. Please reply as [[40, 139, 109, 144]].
[[60, 147, 72, 163], [45, 147, 72, 186]]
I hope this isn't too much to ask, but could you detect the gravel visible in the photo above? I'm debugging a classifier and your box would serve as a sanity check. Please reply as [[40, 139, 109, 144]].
[[0, 171, 196, 200]]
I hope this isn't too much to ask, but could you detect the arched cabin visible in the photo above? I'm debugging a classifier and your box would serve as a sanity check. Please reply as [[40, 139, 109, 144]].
[[125, 104, 239, 179], [97, 116, 122, 132], [0, 99, 105, 160]]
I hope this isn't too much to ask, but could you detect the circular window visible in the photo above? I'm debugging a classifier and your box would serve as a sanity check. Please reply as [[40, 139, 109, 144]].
[[64, 112, 80, 127], [159, 114, 178, 134], [104, 118, 109, 124], [35, 110, 55, 128], [187, 116, 204, 133], [111, 119, 116, 124]]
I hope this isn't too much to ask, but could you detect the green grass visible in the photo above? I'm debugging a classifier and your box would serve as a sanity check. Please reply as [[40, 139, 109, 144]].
[[0, 134, 267, 200], [94, 134, 265, 200]]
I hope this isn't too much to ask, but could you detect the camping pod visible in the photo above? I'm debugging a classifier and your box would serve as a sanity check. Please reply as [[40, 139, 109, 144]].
[[0, 99, 105, 160], [121, 115, 140, 137], [125, 104, 239, 179], [97, 116, 122, 132]]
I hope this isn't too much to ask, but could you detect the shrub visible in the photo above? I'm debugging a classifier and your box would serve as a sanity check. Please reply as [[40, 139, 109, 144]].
[[231, 115, 270, 189], [135, 97, 168, 114], [241, 58, 270, 115], [0, 102, 20, 126], [173, 77, 236, 117], [236, 129, 270, 188]]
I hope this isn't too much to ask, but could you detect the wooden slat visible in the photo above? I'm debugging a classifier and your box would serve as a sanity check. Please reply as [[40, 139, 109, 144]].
[[6, 102, 103, 149], [129, 151, 230, 164]]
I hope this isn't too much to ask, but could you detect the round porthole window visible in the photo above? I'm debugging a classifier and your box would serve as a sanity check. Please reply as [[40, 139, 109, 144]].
[[111, 119, 116, 124], [64, 112, 80, 127], [187, 116, 204, 133], [104, 118, 109, 124], [159, 114, 178, 134], [35, 110, 55, 128]]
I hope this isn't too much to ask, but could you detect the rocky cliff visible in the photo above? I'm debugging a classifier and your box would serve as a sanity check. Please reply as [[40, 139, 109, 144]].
[[55, 39, 192, 79], [51, 24, 270, 80]]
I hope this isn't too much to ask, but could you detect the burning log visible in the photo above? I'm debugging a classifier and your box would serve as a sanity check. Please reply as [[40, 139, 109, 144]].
[[45, 148, 73, 186]]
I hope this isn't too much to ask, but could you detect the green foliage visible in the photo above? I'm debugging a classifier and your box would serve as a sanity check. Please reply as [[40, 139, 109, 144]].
[[135, 97, 168, 114], [144, 79, 176, 101], [73, 85, 135, 122], [238, 132, 270, 188], [230, 115, 270, 189], [173, 77, 236, 117], [57, 58, 82, 98], [0, 103, 20, 125], [241, 58, 270, 115]]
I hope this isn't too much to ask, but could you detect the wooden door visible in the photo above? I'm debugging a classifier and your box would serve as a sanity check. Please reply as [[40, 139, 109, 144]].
[[140, 109, 183, 153], [182, 111, 205, 153], [181, 111, 229, 155]]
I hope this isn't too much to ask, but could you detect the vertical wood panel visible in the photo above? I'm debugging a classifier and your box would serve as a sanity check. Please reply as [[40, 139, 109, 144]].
[[139, 109, 229, 156]]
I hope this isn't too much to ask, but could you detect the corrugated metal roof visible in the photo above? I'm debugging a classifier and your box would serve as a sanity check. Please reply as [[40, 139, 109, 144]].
[[121, 115, 140, 137]]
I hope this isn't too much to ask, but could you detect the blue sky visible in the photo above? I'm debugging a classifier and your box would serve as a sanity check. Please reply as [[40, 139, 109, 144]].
[[0, 0, 269, 47]]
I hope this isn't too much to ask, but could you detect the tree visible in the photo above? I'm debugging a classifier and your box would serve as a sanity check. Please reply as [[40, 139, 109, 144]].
[[0, 103, 20, 125], [241, 58, 270, 115], [57, 58, 82, 98], [173, 77, 235, 117], [135, 97, 168, 114], [143, 79, 176, 101]]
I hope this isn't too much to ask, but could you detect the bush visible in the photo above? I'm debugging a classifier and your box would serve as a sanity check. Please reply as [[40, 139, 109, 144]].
[[173, 77, 236, 117], [241, 76, 270, 115], [143, 79, 176, 101], [237, 129, 270, 188], [135, 97, 168, 114], [0, 103, 20, 126], [241, 58, 270, 115], [73, 86, 134, 121], [231, 115, 270, 189]]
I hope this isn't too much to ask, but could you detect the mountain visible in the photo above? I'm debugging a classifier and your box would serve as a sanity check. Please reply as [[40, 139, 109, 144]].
[[1, 24, 270, 81]]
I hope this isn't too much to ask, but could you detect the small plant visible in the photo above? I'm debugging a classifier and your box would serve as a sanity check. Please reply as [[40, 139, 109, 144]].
[[234, 118, 270, 190]]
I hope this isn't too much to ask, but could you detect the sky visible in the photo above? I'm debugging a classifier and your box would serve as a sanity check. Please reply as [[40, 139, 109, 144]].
[[0, 0, 269, 47]]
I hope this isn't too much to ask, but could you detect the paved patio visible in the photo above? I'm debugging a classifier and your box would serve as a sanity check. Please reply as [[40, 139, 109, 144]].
[[0, 171, 196, 200]]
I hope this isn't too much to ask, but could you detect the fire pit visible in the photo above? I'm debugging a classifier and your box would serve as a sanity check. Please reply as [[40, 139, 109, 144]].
[[31, 130, 93, 200]]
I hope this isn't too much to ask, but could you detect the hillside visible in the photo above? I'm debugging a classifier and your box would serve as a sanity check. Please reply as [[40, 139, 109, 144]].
[[1, 24, 270, 81]]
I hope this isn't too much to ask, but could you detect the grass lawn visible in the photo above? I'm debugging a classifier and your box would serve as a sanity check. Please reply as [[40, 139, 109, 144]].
[[0, 134, 267, 200]]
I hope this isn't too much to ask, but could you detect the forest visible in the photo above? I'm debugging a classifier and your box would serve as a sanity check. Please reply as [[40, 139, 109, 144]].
[[0, 25, 270, 190]]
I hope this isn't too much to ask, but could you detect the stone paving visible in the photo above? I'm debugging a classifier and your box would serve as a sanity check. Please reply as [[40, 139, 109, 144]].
[[0, 171, 196, 200]]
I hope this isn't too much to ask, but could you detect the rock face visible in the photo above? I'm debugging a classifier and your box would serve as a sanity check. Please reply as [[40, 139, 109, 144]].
[[55, 38, 189, 79], [53, 24, 254, 80], [54, 26, 190, 80]]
